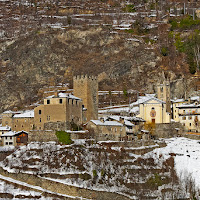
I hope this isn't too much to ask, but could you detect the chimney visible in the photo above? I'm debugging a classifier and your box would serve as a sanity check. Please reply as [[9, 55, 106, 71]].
[[119, 117, 125, 124], [100, 118, 104, 123]]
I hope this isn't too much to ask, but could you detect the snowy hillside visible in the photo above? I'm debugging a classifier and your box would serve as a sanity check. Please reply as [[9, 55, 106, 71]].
[[1, 138, 199, 199], [151, 137, 200, 191]]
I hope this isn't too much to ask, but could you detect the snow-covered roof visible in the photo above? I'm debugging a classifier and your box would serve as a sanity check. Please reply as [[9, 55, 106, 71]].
[[1, 130, 28, 137], [90, 120, 123, 126], [58, 93, 81, 100], [1, 131, 16, 137], [190, 96, 200, 101], [130, 106, 139, 114], [176, 103, 200, 108], [131, 94, 165, 106], [3, 110, 14, 114], [0, 125, 11, 131], [107, 116, 134, 127], [46, 93, 81, 100], [172, 98, 185, 103], [13, 110, 34, 118], [141, 129, 149, 133]]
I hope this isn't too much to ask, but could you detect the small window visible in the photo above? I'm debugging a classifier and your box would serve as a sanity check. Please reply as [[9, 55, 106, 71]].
[[5, 136, 7, 139], [189, 116, 192, 120], [10, 137, 12, 139], [47, 116, 50, 121], [160, 87, 163, 92], [40, 118, 41, 122], [9, 142, 12, 145], [182, 117, 186, 120], [39, 110, 41, 114], [152, 107, 155, 110], [190, 123, 192, 126], [59, 99, 62, 104], [5, 142, 8, 145], [47, 99, 50, 104], [22, 125, 23, 128], [15, 125, 16, 127]]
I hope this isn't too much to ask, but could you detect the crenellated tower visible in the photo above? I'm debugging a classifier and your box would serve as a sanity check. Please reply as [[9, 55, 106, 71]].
[[73, 75, 98, 122]]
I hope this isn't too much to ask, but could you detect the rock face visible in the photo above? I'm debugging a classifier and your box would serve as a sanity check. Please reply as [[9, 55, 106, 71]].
[[0, 27, 195, 111]]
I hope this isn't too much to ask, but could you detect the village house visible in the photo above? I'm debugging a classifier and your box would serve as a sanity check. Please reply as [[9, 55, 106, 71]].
[[172, 98, 186, 121], [0, 125, 11, 136], [0, 125, 11, 145], [87, 119, 126, 141], [2, 110, 34, 132], [34, 93, 83, 130], [176, 103, 200, 132], [1, 131, 28, 146], [107, 115, 135, 134]]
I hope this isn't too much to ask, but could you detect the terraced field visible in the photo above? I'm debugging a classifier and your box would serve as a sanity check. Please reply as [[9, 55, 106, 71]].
[[0, 140, 192, 199]]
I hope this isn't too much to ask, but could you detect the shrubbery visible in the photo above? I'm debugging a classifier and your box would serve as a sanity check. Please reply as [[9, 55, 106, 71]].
[[55, 131, 73, 145], [169, 16, 200, 31], [123, 4, 135, 12]]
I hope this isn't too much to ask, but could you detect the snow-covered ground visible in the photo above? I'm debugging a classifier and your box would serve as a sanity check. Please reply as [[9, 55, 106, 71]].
[[150, 137, 200, 190], [0, 137, 200, 198]]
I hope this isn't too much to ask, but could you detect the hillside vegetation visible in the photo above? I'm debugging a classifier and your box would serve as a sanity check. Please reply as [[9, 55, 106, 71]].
[[0, 0, 200, 110]]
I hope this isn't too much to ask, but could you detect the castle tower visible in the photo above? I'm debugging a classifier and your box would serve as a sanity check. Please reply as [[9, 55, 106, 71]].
[[157, 80, 171, 113], [73, 75, 98, 122]]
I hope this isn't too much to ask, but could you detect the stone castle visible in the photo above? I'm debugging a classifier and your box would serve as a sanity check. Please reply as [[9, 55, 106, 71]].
[[1, 75, 99, 132]]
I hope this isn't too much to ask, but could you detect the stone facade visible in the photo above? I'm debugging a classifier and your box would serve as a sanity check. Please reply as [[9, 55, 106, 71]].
[[73, 75, 98, 122], [2, 111, 34, 132], [87, 120, 126, 141], [28, 130, 58, 142], [34, 94, 83, 130]]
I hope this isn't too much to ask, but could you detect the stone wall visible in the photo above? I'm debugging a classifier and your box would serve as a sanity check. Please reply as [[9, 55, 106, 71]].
[[154, 122, 185, 138], [0, 167, 130, 200], [29, 130, 58, 143], [44, 121, 70, 131]]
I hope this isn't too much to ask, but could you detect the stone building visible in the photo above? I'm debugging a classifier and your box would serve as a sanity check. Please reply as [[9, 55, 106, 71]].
[[73, 75, 98, 122], [176, 103, 200, 132], [87, 119, 126, 141], [34, 93, 83, 130], [2, 110, 34, 132], [172, 98, 185, 121]]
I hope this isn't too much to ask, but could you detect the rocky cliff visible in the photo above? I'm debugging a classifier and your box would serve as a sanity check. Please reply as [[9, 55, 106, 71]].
[[0, 27, 197, 112]]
